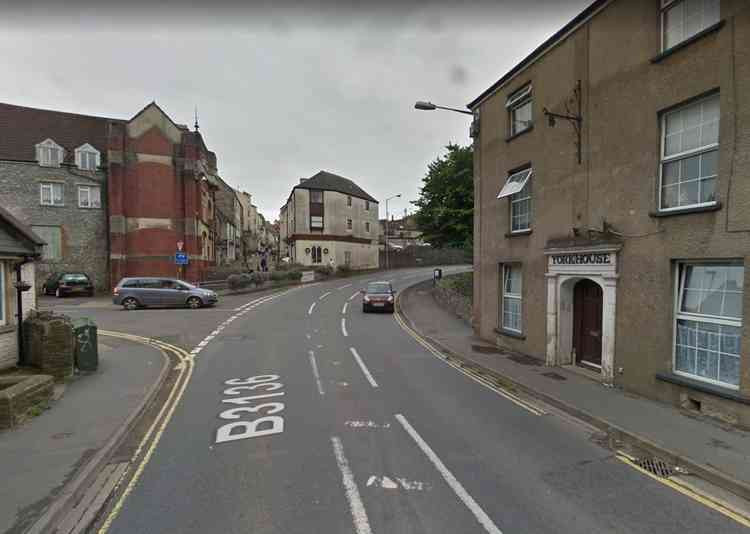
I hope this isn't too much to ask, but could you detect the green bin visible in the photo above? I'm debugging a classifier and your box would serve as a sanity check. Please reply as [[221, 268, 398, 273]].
[[73, 318, 98, 372]]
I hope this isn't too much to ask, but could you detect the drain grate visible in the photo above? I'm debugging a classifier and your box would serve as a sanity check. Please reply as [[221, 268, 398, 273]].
[[635, 458, 674, 479]]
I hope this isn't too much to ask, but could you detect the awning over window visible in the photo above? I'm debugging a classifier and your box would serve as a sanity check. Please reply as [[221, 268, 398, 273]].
[[505, 85, 532, 109], [497, 168, 533, 199]]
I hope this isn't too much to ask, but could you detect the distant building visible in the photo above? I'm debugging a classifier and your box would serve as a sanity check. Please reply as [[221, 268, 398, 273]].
[[279, 171, 378, 269], [379, 214, 423, 250]]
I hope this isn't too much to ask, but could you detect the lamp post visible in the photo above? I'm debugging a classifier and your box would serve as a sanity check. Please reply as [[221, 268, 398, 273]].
[[384, 194, 401, 270], [414, 101, 473, 115]]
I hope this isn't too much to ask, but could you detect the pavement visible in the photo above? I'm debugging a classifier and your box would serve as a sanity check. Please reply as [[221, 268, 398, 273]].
[[398, 279, 750, 500], [0, 336, 165, 534], [64, 265, 747, 534]]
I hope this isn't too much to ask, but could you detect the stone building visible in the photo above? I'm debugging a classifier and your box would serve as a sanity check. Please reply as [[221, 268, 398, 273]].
[[0, 104, 110, 291], [0, 206, 43, 370], [0, 101, 222, 289], [470, 0, 750, 425], [279, 171, 379, 269]]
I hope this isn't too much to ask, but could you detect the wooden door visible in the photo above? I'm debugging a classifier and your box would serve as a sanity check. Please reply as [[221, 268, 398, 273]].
[[573, 279, 603, 367]]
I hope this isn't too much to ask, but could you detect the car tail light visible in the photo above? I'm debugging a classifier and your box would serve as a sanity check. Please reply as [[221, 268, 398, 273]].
[[363, 295, 371, 302], [113, 287, 119, 296], [387, 296, 394, 302]]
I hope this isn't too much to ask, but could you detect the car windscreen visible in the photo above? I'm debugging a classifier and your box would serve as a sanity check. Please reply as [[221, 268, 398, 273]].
[[367, 283, 391, 294], [62, 274, 89, 283]]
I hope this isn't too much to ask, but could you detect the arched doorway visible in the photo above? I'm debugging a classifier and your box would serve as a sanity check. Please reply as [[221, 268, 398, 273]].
[[573, 279, 603, 369]]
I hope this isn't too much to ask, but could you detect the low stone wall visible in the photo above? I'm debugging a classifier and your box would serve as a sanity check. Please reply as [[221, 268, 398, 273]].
[[0, 375, 54, 429], [433, 280, 473, 326], [24, 311, 75, 380]]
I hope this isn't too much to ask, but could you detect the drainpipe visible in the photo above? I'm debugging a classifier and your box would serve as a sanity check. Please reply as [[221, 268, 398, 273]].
[[14, 257, 34, 367]]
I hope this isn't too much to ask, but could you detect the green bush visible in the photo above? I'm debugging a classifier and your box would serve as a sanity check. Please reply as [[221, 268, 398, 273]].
[[277, 262, 306, 272], [336, 264, 352, 276], [270, 271, 285, 282], [227, 273, 253, 290], [249, 272, 267, 286], [286, 271, 303, 281], [313, 265, 333, 277]]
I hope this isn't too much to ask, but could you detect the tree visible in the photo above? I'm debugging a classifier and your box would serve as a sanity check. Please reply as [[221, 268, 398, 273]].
[[412, 143, 473, 250]]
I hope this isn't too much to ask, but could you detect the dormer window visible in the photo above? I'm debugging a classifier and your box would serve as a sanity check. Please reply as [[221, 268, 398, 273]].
[[36, 139, 64, 167], [75, 143, 100, 171]]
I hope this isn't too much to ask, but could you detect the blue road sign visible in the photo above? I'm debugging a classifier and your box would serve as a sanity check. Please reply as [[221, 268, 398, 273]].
[[175, 252, 189, 265]]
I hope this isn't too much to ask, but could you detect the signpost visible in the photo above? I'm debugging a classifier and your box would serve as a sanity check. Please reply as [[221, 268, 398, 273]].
[[175, 252, 189, 265]]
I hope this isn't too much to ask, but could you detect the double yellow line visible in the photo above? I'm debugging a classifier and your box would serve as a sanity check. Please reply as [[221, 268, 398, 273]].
[[392, 310, 546, 416], [96, 331, 195, 534]]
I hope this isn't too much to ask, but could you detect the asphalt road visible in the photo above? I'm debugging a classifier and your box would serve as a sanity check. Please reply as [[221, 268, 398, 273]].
[[56, 267, 747, 533]]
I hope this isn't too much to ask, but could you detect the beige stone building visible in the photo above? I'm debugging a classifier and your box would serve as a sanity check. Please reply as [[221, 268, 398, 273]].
[[279, 171, 379, 269], [470, 0, 750, 425]]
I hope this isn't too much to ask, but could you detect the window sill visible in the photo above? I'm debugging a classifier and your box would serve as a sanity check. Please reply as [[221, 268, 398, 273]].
[[505, 229, 532, 238], [40, 204, 66, 208], [650, 20, 725, 64], [0, 324, 16, 335], [649, 202, 721, 218], [655, 372, 750, 405], [494, 327, 526, 340], [505, 125, 534, 143]]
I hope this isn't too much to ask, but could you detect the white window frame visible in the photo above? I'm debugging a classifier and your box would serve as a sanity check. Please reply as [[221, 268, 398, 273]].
[[501, 264, 523, 333], [78, 185, 101, 209], [659, 94, 720, 212], [661, 0, 720, 53], [510, 178, 532, 233], [672, 262, 743, 390], [35, 138, 64, 167], [346, 218, 353, 231], [497, 167, 532, 199], [75, 143, 101, 171], [0, 263, 5, 327], [310, 215, 324, 229], [40, 182, 64, 206], [506, 85, 533, 137]]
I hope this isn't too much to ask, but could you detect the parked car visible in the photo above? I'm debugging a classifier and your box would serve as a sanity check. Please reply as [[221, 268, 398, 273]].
[[42, 272, 95, 297], [361, 281, 395, 313], [113, 277, 218, 310]]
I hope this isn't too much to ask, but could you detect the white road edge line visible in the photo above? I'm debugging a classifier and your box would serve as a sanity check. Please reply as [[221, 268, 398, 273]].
[[309, 351, 325, 396], [348, 291, 360, 301], [319, 291, 332, 300], [342, 302, 349, 315], [349, 347, 378, 388], [338, 283, 353, 290], [395, 414, 503, 534], [331, 436, 373, 534], [308, 302, 317, 315], [342, 318, 348, 337]]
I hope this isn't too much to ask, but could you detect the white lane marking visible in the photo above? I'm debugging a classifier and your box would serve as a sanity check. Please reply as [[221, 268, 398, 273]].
[[366, 476, 398, 489], [342, 302, 349, 315], [348, 291, 360, 301], [338, 283, 353, 290], [331, 436, 373, 534], [308, 302, 317, 315], [366, 476, 431, 491], [341, 318, 348, 337], [319, 291, 332, 300], [395, 414, 503, 534], [349, 347, 378, 388], [309, 351, 325, 396], [345, 420, 391, 429]]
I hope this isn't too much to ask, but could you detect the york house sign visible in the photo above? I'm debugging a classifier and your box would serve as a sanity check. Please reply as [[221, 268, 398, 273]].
[[551, 253, 611, 266]]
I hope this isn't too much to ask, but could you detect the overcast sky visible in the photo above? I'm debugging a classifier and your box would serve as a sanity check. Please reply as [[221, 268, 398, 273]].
[[1, 0, 589, 221]]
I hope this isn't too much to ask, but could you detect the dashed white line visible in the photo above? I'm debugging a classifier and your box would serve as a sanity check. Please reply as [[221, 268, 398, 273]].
[[331, 436, 373, 534], [338, 283, 353, 290], [308, 302, 317, 315], [319, 291, 332, 300], [341, 318, 348, 337], [348, 291, 360, 301], [349, 347, 378, 388], [309, 351, 324, 396], [395, 414, 503, 534], [342, 302, 349, 315]]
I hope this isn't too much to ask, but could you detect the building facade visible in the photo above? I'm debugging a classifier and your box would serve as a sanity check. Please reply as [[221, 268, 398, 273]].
[[280, 171, 379, 269], [470, 0, 750, 425], [0, 206, 42, 370], [0, 102, 222, 290]]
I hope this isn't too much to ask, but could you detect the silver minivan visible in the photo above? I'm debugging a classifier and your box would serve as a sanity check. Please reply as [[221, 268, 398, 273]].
[[113, 277, 218, 310]]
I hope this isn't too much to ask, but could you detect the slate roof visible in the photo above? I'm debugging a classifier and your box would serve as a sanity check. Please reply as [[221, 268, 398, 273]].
[[0, 102, 120, 163], [0, 205, 44, 257], [295, 171, 378, 203]]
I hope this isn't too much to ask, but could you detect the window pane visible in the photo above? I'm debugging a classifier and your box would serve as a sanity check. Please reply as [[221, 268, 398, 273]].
[[720, 326, 741, 355], [79, 188, 89, 207], [701, 150, 718, 177], [681, 154, 700, 180], [53, 184, 63, 204], [725, 266, 744, 291], [675, 345, 696, 374], [679, 180, 699, 206], [91, 187, 101, 208], [662, 160, 680, 185], [41, 185, 51, 204], [662, 184, 678, 208], [696, 349, 718, 380], [310, 191, 323, 203], [718, 354, 740, 386]]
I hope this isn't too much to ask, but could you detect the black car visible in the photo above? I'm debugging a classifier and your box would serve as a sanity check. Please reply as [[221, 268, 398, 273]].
[[362, 281, 395, 313], [42, 272, 95, 297]]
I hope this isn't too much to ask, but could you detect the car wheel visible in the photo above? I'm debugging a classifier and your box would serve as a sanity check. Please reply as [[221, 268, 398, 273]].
[[187, 297, 203, 309], [122, 297, 138, 311]]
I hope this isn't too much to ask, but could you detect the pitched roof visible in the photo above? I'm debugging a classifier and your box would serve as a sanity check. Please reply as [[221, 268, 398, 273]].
[[295, 171, 378, 203], [0, 102, 121, 163], [0, 205, 44, 257], [467, 0, 608, 109]]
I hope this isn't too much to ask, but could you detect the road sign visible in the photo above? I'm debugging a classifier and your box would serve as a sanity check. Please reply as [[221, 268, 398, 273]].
[[175, 252, 189, 265]]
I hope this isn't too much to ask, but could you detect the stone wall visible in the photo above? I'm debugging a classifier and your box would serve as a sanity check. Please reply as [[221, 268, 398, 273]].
[[0, 328, 17, 372], [0, 375, 54, 429], [0, 160, 108, 292], [433, 276, 473, 326], [24, 311, 74, 380]]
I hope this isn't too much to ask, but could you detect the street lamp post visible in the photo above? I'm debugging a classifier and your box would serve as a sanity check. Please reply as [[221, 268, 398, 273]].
[[414, 101, 473, 115], [384, 194, 401, 270]]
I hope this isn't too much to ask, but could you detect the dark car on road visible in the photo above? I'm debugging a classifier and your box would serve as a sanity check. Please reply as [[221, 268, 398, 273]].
[[113, 277, 218, 310], [362, 281, 395, 313], [42, 272, 95, 297]]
